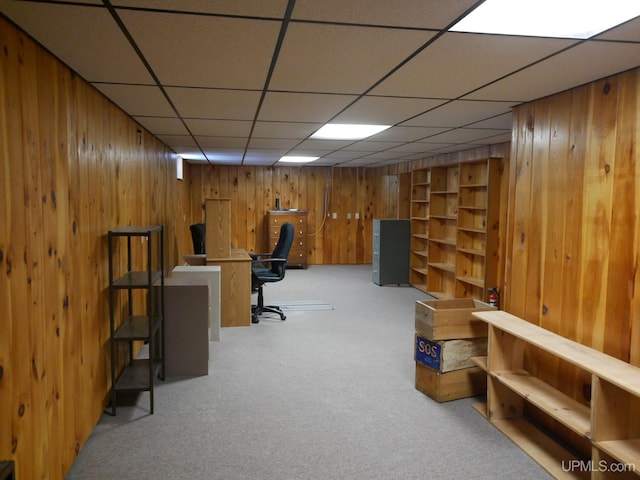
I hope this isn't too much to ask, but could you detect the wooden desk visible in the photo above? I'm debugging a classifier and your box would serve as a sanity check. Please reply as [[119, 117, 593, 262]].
[[207, 249, 252, 327]]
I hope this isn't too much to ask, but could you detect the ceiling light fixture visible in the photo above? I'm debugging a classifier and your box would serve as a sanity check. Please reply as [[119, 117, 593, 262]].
[[450, 0, 640, 39], [311, 123, 391, 140], [279, 156, 319, 164]]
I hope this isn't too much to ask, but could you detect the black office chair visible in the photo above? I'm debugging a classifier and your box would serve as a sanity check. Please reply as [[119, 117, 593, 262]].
[[190, 223, 206, 254], [251, 222, 294, 324]]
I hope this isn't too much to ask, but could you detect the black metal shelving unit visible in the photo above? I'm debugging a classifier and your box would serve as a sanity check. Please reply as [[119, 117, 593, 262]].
[[108, 225, 165, 415]]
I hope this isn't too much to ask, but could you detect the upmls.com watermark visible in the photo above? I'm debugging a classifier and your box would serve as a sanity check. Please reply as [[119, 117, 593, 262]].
[[562, 459, 636, 473]]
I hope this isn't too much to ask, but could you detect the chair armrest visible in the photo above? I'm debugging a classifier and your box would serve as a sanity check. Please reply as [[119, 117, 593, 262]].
[[251, 257, 287, 265]]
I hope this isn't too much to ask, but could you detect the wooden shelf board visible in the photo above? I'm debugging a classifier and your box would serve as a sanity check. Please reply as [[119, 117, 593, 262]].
[[431, 190, 458, 194], [472, 311, 640, 397], [493, 369, 591, 439], [429, 238, 456, 246], [411, 199, 429, 203], [411, 216, 429, 221], [490, 417, 589, 480], [471, 356, 488, 372], [430, 215, 457, 220], [456, 276, 485, 288], [594, 439, 640, 471], [411, 267, 429, 275], [412, 233, 429, 240], [428, 262, 456, 273], [457, 247, 485, 256], [411, 250, 429, 258], [458, 227, 486, 234], [459, 183, 487, 188], [410, 283, 429, 293], [458, 205, 487, 210], [472, 401, 488, 418]]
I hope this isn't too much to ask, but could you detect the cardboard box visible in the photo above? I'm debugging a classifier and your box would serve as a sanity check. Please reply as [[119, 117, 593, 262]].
[[415, 298, 495, 340], [415, 334, 487, 372], [415, 362, 486, 402]]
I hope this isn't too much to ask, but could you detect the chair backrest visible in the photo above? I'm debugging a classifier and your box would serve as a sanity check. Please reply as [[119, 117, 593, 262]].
[[270, 222, 295, 276], [190, 223, 206, 254]]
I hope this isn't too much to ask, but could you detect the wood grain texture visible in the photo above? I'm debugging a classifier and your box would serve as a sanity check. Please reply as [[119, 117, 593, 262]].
[[0, 17, 183, 479]]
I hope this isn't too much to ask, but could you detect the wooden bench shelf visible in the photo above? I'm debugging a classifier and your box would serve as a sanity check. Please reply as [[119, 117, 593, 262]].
[[473, 310, 640, 479]]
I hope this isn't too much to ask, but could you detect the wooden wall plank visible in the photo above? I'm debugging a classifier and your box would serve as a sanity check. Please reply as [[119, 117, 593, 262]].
[[1, 16, 181, 479]]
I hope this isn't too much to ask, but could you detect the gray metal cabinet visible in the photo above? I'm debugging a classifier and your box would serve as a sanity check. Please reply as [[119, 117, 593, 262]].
[[372, 219, 410, 285]]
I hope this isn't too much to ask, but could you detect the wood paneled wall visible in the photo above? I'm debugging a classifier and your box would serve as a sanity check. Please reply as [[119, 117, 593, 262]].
[[186, 165, 400, 264], [0, 17, 187, 479], [505, 67, 640, 455], [506, 67, 640, 366]]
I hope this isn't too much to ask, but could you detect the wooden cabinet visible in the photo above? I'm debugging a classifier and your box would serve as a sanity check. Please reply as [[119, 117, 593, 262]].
[[267, 210, 308, 268], [409, 158, 503, 302], [472, 310, 640, 479]]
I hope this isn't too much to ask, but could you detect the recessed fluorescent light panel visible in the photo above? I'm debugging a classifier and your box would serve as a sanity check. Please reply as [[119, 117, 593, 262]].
[[311, 123, 391, 140], [450, 0, 640, 39], [279, 156, 319, 164]]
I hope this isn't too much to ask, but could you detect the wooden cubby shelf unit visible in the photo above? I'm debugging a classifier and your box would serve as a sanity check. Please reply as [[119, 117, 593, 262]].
[[472, 310, 640, 480], [410, 168, 431, 292], [409, 158, 503, 301]]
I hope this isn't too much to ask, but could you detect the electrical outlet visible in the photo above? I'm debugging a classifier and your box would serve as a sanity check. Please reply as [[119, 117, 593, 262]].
[[347, 213, 352, 219], [332, 212, 337, 219], [355, 213, 360, 219]]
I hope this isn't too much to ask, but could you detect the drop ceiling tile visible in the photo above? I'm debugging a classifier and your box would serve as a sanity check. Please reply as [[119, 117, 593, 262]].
[[259, 92, 357, 123], [93, 84, 175, 116], [596, 16, 640, 42], [423, 128, 511, 144], [166, 87, 261, 119], [196, 137, 248, 149], [372, 125, 450, 142], [371, 32, 576, 99], [118, 10, 280, 89], [203, 149, 245, 163], [133, 117, 189, 135], [403, 100, 512, 128], [466, 112, 513, 129], [465, 41, 640, 102], [154, 134, 197, 147], [252, 122, 322, 139], [333, 96, 447, 125], [342, 141, 402, 152], [185, 119, 253, 137], [473, 132, 512, 144], [248, 138, 301, 149], [111, 0, 289, 17], [295, 139, 355, 151], [292, 0, 478, 29], [269, 23, 436, 93], [0, 3, 152, 84]]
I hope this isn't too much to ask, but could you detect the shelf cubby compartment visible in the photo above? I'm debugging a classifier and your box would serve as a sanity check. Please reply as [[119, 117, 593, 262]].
[[459, 160, 488, 187], [412, 168, 430, 186], [427, 239, 456, 298], [474, 310, 640, 480], [410, 199, 429, 221], [592, 377, 640, 479], [458, 206, 487, 232], [458, 185, 488, 209], [430, 165, 459, 193], [430, 192, 458, 218]]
